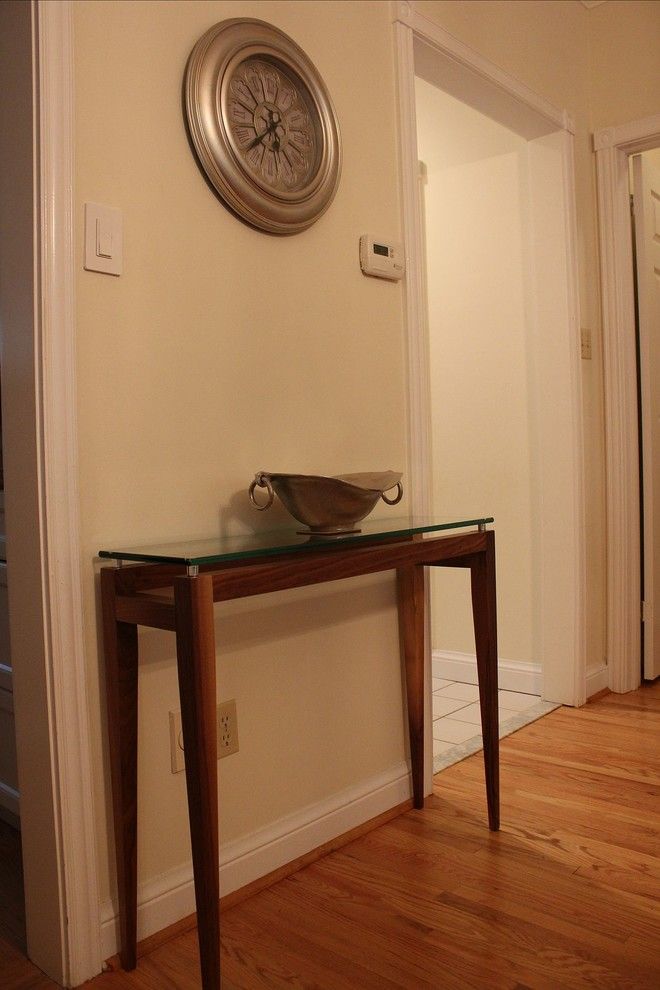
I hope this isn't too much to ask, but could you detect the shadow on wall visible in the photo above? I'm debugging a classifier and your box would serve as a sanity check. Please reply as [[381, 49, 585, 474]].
[[132, 575, 397, 664], [220, 484, 292, 535]]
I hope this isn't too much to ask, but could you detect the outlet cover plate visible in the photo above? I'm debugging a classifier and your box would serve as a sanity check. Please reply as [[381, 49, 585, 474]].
[[218, 699, 239, 758], [169, 700, 239, 774]]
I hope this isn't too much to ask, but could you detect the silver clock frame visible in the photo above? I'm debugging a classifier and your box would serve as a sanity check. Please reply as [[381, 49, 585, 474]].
[[184, 18, 342, 234]]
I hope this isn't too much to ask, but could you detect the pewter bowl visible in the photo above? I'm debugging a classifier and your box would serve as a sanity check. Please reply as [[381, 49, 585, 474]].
[[248, 471, 403, 535]]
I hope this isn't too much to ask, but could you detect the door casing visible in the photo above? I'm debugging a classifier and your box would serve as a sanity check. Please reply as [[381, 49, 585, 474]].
[[595, 115, 660, 692], [0, 1, 101, 984]]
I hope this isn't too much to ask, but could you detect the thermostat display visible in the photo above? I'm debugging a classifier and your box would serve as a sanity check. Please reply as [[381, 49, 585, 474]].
[[359, 234, 405, 281]]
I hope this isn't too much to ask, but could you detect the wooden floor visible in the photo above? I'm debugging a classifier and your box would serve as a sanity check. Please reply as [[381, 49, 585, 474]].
[[2, 682, 659, 988]]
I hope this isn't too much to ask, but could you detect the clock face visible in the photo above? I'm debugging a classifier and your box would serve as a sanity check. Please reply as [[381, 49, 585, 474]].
[[184, 19, 341, 234], [227, 58, 319, 195]]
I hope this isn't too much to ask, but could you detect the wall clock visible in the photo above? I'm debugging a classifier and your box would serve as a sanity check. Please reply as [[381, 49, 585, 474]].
[[184, 19, 342, 234]]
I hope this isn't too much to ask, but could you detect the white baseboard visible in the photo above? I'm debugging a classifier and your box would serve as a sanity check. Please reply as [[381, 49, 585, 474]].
[[586, 663, 609, 697], [100, 760, 411, 960], [433, 649, 542, 696]]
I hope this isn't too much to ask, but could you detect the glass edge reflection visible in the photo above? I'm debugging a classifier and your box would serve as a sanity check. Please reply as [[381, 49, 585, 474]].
[[97, 517, 494, 565]]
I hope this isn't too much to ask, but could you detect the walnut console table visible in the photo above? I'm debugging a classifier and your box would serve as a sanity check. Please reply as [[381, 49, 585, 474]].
[[99, 517, 499, 988]]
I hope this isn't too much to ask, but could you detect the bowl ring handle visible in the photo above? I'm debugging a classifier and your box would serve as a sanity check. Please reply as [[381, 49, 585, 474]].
[[249, 473, 274, 510], [381, 481, 403, 506]]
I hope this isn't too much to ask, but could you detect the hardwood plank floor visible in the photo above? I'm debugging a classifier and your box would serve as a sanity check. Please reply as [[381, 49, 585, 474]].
[[2, 682, 659, 988]]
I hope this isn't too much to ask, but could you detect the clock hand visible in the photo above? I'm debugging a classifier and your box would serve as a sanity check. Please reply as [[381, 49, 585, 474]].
[[246, 129, 268, 151], [246, 119, 276, 151], [245, 108, 285, 153]]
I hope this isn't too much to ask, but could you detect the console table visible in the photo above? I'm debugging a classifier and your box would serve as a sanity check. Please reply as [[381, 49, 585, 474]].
[[99, 516, 499, 988]]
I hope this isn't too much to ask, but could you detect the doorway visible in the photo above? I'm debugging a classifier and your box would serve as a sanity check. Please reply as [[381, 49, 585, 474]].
[[414, 80, 564, 770], [632, 149, 660, 682], [394, 8, 586, 794], [0, 408, 24, 956], [594, 114, 660, 694], [0, 0, 37, 970]]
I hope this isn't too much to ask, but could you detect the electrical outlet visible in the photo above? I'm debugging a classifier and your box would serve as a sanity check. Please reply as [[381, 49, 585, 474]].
[[169, 700, 239, 774], [217, 699, 239, 758]]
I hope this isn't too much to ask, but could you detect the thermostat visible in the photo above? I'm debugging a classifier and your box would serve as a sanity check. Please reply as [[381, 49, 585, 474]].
[[359, 235, 405, 281]]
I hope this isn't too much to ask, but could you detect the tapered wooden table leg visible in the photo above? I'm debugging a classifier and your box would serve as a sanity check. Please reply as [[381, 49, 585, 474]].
[[174, 574, 220, 990], [101, 567, 139, 970], [470, 531, 500, 831], [397, 564, 426, 809]]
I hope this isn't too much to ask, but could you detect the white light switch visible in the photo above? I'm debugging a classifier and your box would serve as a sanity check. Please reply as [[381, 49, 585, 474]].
[[95, 219, 113, 259], [84, 202, 122, 275]]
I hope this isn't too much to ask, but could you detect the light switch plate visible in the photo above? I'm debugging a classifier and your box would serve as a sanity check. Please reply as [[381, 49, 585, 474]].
[[84, 202, 122, 276]]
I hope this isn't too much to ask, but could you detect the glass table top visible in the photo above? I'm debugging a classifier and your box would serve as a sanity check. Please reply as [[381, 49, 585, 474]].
[[98, 515, 493, 566]]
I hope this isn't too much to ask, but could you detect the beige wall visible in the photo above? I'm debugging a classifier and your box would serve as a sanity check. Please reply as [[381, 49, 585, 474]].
[[73, 0, 660, 916], [589, 1, 660, 130], [76, 0, 407, 902]]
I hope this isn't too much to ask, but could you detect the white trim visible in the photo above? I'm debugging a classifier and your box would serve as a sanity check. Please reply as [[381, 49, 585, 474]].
[[594, 115, 660, 694], [393, 2, 573, 135], [586, 664, 610, 698], [394, 20, 434, 799], [37, 1, 102, 984], [559, 127, 588, 708], [395, 21, 432, 519], [100, 760, 412, 961], [634, 156, 660, 681], [432, 650, 543, 696], [594, 114, 660, 152]]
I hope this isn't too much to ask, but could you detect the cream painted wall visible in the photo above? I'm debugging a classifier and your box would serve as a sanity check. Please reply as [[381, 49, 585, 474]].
[[414, 1, 592, 113], [416, 80, 534, 663], [75, 0, 408, 903], [589, 1, 660, 130]]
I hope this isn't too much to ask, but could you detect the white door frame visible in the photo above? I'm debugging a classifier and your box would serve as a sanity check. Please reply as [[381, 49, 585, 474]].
[[594, 113, 660, 693], [8, 2, 101, 985], [393, 1, 586, 768]]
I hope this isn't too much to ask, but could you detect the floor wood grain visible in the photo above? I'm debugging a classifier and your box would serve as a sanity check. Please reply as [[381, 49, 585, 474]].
[[1, 682, 658, 988]]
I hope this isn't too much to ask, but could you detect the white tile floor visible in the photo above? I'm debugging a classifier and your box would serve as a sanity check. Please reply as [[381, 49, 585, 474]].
[[432, 677, 555, 770]]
